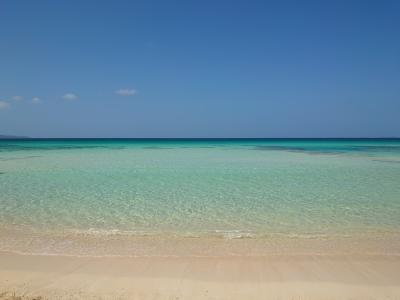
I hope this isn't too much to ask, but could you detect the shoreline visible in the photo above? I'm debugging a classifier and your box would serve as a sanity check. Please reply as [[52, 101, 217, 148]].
[[2, 226, 400, 258], [1, 251, 400, 299]]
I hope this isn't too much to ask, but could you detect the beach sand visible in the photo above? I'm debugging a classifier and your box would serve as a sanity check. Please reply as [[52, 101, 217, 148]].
[[1, 252, 400, 299]]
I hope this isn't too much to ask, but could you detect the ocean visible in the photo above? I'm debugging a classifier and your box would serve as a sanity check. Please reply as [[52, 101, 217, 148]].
[[1, 139, 400, 256]]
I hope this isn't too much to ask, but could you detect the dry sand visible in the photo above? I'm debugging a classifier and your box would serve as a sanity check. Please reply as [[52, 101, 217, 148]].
[[1, 252, 400, 299]]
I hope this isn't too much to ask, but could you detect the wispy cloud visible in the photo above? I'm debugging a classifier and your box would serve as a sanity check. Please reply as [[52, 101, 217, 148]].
[[62, 93, 78, 100], [12, 96, 23, 101], [0, 101, 10, 110], [31, 97, 41, 104], [115, 88, 137, 96]]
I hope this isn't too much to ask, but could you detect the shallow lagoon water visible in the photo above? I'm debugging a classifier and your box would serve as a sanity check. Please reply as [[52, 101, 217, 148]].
[[1, 139, 400, 256]]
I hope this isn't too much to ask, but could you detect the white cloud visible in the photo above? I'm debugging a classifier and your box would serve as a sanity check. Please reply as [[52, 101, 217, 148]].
[[62, 93, 78, 100], [12, 96, 23, 101], [115, 88, 137, 96], [0, 101, 10, 109], [31, 97, 41, 104]]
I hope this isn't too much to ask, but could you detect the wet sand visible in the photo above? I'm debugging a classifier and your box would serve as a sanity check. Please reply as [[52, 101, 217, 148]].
[[1, 252, 400, 299]]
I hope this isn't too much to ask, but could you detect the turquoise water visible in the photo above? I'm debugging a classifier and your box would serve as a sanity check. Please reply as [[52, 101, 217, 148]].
[[1, 139, 400, 255]]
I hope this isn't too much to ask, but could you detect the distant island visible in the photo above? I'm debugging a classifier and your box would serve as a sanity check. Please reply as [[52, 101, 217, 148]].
[[0, 134, 30, 139]]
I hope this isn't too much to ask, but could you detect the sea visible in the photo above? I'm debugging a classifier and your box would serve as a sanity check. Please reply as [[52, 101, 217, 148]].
[[1, 138, 400, 256]]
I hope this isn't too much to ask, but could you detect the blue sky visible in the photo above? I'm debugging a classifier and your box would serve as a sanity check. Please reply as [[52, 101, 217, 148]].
[[0, 0, 399, 138]]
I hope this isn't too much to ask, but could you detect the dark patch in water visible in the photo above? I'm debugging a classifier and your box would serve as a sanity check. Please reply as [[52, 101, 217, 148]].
[[353, 145, 400, 151], [250, 145, 344, 156], [250, 144, 400, 156], [252, 145, 306, 152]]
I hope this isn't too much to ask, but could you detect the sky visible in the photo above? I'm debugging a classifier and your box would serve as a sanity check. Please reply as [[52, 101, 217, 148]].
[[0, 0, 399, 138]]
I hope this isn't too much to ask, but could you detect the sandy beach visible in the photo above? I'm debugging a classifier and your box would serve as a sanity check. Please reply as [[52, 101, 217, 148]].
[[1, 252, 400, 299]]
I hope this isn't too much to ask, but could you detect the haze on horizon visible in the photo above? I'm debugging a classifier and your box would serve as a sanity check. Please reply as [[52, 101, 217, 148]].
[[0, 0, 399, 138]]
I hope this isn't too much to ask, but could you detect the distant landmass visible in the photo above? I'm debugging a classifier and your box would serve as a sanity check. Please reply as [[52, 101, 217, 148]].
[[0, 134, 30, 139]]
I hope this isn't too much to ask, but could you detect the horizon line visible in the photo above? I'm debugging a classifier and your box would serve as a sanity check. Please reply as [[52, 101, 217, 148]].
[[1, 136, 400, 140]]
